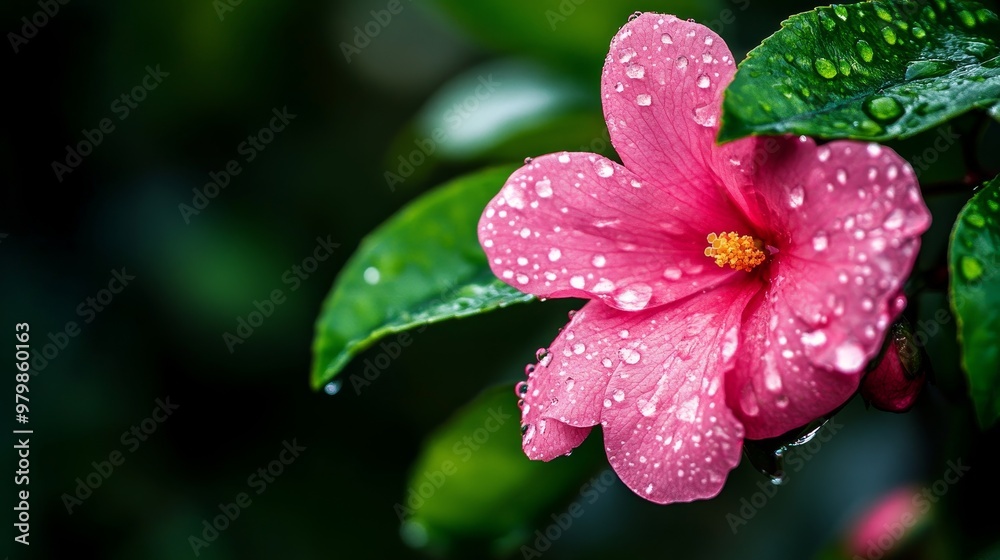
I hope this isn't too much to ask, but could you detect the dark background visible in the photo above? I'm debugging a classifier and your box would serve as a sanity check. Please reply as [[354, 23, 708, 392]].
[[3, 0, 1000, 558]]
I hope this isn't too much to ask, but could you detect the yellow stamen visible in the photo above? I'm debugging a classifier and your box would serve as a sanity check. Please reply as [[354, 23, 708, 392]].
[[704, 232, 766, 272]]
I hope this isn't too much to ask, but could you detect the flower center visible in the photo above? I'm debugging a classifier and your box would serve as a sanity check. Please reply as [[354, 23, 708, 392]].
[[704, 232, 766, 272]]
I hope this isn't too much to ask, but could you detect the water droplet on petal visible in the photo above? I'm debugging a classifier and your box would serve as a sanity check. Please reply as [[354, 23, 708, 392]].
[[883, 208, 906, 229], [788, 185, 805, 208], [697, 74, 711, 88], [661, 32, 673, 44], [636, 94, 652, 106], [515, 381, 529, 397], [834, 341, 865, 371], [626, 64, 646, 79], [619, 348, 641, 365], [693, 104, 716, 127], [614, 283, 652, 311], [595, 160, 615, 177], [812, 231, 828, 251], [534, 179, 553, 198]]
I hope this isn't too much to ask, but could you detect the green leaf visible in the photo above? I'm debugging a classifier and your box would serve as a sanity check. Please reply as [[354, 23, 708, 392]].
[[949, 174, 1000, 428], [398, 385, 604, 554], [719, 0, 1000, 142], [310, 166, 533, 389]]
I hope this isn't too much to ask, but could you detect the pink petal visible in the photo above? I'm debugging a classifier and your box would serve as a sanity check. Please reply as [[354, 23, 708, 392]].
[[729, 138, 930, 439], [601, 14, 738, 204], [519, 300, 623, 460], [479, 152, 750, 311], [600, 283, 755, 503]]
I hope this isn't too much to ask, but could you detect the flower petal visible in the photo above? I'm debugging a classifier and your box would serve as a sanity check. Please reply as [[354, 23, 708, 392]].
[[602, 14, 737, 201], [600, 283, 755, 503], [730, 139, 929, 438], [479, 153, 748, 311], [519, 300, 625, 460]]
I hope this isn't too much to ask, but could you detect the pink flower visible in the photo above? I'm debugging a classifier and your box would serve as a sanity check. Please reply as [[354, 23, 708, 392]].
[[477, 13, 930, 503]]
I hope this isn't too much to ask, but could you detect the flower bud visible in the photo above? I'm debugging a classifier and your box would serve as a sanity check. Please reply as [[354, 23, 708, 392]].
[[861, 318, 926, 412]]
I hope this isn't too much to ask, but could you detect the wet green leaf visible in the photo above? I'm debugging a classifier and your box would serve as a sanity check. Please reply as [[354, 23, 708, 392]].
[[398, 385, 604, 554], [310, 166, 533, 389], [949, 174, 1000, 428], [720, 0, 1000, 142]]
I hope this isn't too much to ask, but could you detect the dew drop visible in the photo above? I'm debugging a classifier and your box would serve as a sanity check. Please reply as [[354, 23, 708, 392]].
[[661, 32, 673, 44], [636, 94, 652, 106], [675, 56, 688, 70], [788, 185, 805, 208], [323, 380, 342, 396], [548, 248, 562, 262], [696, 74, 711, 88], [961, 256, 984, 280], [863, 95, 903, 123], [834, 341, 865, 371], [693, 104, 716, 127], [523, 423, 536, 444], [613, 389, 626, 402], [619, 348, 642, 365], [663, 267, 682, 280], [534, 179, 553, 198], [595, 160, 615, 177], [614, 283, 653, 311], [592, 254, 606, 268], [814, 58, 838, 79], [881, 26, 897, 45], [515, 381, 529, 396], [855, 39, 874, 63], [626, 65, 646, 79], [801, 330, 827, 347], [363, 266, 381, 285], [570, 275, 586, 289], [812, 232, 828, 251], [883, 208, 906, 229], [640, 401, 657, 417]]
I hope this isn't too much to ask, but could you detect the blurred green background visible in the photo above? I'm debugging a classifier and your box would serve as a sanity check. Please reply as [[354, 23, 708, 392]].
[[3, 0, 1000, 558]]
